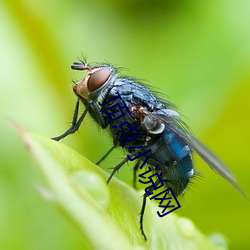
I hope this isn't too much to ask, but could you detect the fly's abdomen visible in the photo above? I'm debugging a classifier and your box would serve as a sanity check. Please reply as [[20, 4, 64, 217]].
[[148, 129, 194, 195], [166, 129, 194, 194]]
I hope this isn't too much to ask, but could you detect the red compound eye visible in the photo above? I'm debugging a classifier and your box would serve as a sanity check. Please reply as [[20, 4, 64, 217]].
[[87, 68, 111, 92]]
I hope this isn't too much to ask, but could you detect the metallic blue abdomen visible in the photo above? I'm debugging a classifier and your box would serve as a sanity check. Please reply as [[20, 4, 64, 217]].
[[146, 128, 193, 195]]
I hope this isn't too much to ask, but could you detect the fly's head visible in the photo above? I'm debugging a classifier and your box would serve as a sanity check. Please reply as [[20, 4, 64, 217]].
[[72, 61, 116, 101]]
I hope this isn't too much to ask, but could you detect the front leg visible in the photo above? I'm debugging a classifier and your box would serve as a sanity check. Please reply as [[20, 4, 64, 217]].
[[52, 99, 89, 141]]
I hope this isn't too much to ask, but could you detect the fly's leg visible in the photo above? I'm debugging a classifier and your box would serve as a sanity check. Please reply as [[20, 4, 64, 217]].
[[139, 168, 165, 240], [106, 157, 130, 184], [107, 151, 138, 184], [140, 193, 148, 240], [139, 168, 159, 241], [96, 145, 116, 165], [133, 161, 141, 188], [52, 100, 89, 141]]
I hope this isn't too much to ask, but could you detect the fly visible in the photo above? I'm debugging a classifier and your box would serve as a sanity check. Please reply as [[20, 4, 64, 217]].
[[52, 60, 247, 240]]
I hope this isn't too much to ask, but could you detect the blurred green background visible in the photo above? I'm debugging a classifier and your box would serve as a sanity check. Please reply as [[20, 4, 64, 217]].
[[0, 0, 250, 249]]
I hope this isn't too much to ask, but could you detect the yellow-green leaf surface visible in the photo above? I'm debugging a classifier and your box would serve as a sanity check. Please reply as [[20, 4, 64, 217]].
[[19, 128, 226, 250]]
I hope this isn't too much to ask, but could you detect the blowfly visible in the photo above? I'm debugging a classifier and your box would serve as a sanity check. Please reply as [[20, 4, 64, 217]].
[[52, 60, 246, 239]]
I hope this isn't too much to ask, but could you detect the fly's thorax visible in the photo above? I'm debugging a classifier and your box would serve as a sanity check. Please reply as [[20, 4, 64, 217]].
[[73, 64, 117, 102]]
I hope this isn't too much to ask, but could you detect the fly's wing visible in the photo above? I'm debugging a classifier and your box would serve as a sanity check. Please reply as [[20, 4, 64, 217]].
[[150, 110, 248, 198], [178, 129, 248, 198]]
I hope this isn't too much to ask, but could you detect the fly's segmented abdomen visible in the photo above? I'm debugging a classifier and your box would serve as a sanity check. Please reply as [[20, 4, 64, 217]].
[[145, 128, 193, 195]]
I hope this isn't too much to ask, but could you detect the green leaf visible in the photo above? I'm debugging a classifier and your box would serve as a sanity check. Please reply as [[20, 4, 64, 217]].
[[19, 127, 226, 250]]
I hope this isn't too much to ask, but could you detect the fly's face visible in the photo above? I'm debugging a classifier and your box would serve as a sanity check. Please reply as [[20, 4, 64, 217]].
[[72, 61, 116, 101]]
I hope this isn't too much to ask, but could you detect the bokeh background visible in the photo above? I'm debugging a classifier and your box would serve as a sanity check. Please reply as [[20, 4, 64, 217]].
[[1, 0, 250, 249]]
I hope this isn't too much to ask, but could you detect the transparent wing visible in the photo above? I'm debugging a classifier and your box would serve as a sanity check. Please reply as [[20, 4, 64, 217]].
[[149, 110, 247, 198]]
